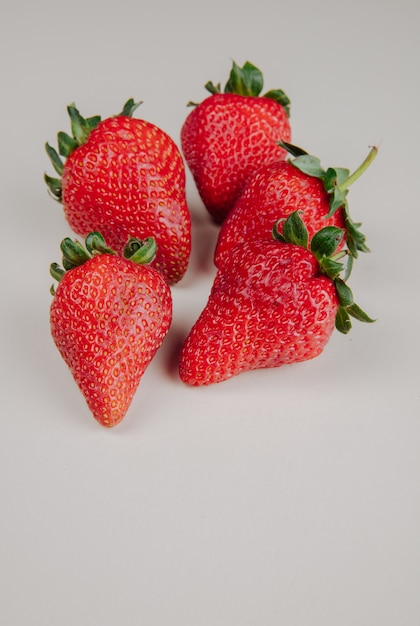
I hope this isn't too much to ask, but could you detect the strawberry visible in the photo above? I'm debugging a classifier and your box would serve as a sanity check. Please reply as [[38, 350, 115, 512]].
[[50, 233, 172, 427], [45, 99, 191, 285], [179, 212, 374, 386], [180, 60, 292, 224], [215, 142, 378, 268]]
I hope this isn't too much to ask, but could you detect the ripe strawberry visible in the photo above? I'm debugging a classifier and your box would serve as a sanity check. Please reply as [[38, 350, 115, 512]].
[[179, 212, 374, 386], [215, 142, 378, 268], [45, 99, 191, 285], [180, 60, 292, 224], [50, 233, 172, 427]]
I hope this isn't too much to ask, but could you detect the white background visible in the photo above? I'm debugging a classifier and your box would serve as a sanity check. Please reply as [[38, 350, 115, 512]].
[[1, 0, 419, 624]]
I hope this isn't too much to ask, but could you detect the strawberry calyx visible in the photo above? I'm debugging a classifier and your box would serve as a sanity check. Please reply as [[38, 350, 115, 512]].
[[278, 141, 378, 259], [44, 99, 142, 202], [273, 211, 375, 334], [188, 61, 291, 115], [50, 232, 157, 295]]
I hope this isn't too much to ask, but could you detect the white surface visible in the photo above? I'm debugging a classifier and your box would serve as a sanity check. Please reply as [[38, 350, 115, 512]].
[[1, 0, 419, 624]]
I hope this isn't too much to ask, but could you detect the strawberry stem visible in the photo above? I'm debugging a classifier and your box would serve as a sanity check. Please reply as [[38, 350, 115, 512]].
[[337, 146, 378, 193]]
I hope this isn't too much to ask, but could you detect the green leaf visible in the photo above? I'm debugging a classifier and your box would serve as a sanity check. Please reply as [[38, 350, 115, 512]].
[[333, 167, 351, 187], [44, 173, 62, 202], [347, 302, 376, 323], [60, 237, 91, 268], [57, 131, 78, 158], [277, 141, 308, 157], [291, 155, 325, 179], [67, 103, 91, 145], [205, 81, 221, 95], [327, 189, 348, 218], [45, 142, 64, 175], [343, 254, 354, 281], [311, 226, 344, 259], [118, 99, 142, 117], [224, 61, 264, 97], [323, 167, 338, 193], [86, 114, 101, 129], [50, 262, 65, 283], [281, 211, 309, 248], [278, 140, 308, 158], [272, 221, 286, 243], [85, 232, 115, 256], [334, 278, 354, 307], [335, 305, 352, 334], [345, 215, 370, 257], [123, 237, 157, 265], [263, 89, 291, 116], [318, 257, 344, 280]]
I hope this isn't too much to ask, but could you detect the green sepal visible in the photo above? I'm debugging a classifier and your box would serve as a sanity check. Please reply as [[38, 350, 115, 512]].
[[278, 140, 307, 158], [67, 103, 94, 145], [117, 98, 142, 117], [86, 114, 101, 128], [281, 211, 309, 248], [60, 237, 92, 270], [85, 232, 115, 256], [346, 302, 376, 323], [44, 173, 62, 202], [263, 89, 291, 116], [224, 61, 264, 96], [334, 277, 354, 307], [123, 237, 157, 265], [50, 262, 66, 283], [310, 226, 344, 259], [272, 221, 286, 243], [290, 154, 325, 178], [343, 254, 354, 282], [317, 257, 345, 280], [204, 81, 221, 95], [45, 142, 64, 175], [328, 188, 348, 218], [335, 306, 352, 334], [345, 216, 370, 257], [57, 131, 79, 158], [335, 300, 375, 334]]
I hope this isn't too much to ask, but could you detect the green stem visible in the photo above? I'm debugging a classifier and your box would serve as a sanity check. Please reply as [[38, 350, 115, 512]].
[[337, 146, 378, 192], [331, 250, 348, 262]]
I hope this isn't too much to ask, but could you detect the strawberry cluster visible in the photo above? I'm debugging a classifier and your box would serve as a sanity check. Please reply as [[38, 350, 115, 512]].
[[45, 60, 376, 427]]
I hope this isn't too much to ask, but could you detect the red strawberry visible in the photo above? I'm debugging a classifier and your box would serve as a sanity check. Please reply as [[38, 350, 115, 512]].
[[50, 233, 172, 427], [45, 99, 191, 285], [179, 212, 374, 386], [180, 60, 291, 224], [215, 142, 378, 268]]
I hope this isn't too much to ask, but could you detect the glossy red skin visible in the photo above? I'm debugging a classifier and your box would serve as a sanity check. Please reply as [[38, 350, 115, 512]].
[[179, 240, 338, 386], [214, 160, 346, 267], [181, 93, 291, 224], [50, 254, 172, 427], [62, 116, 191, 285]]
